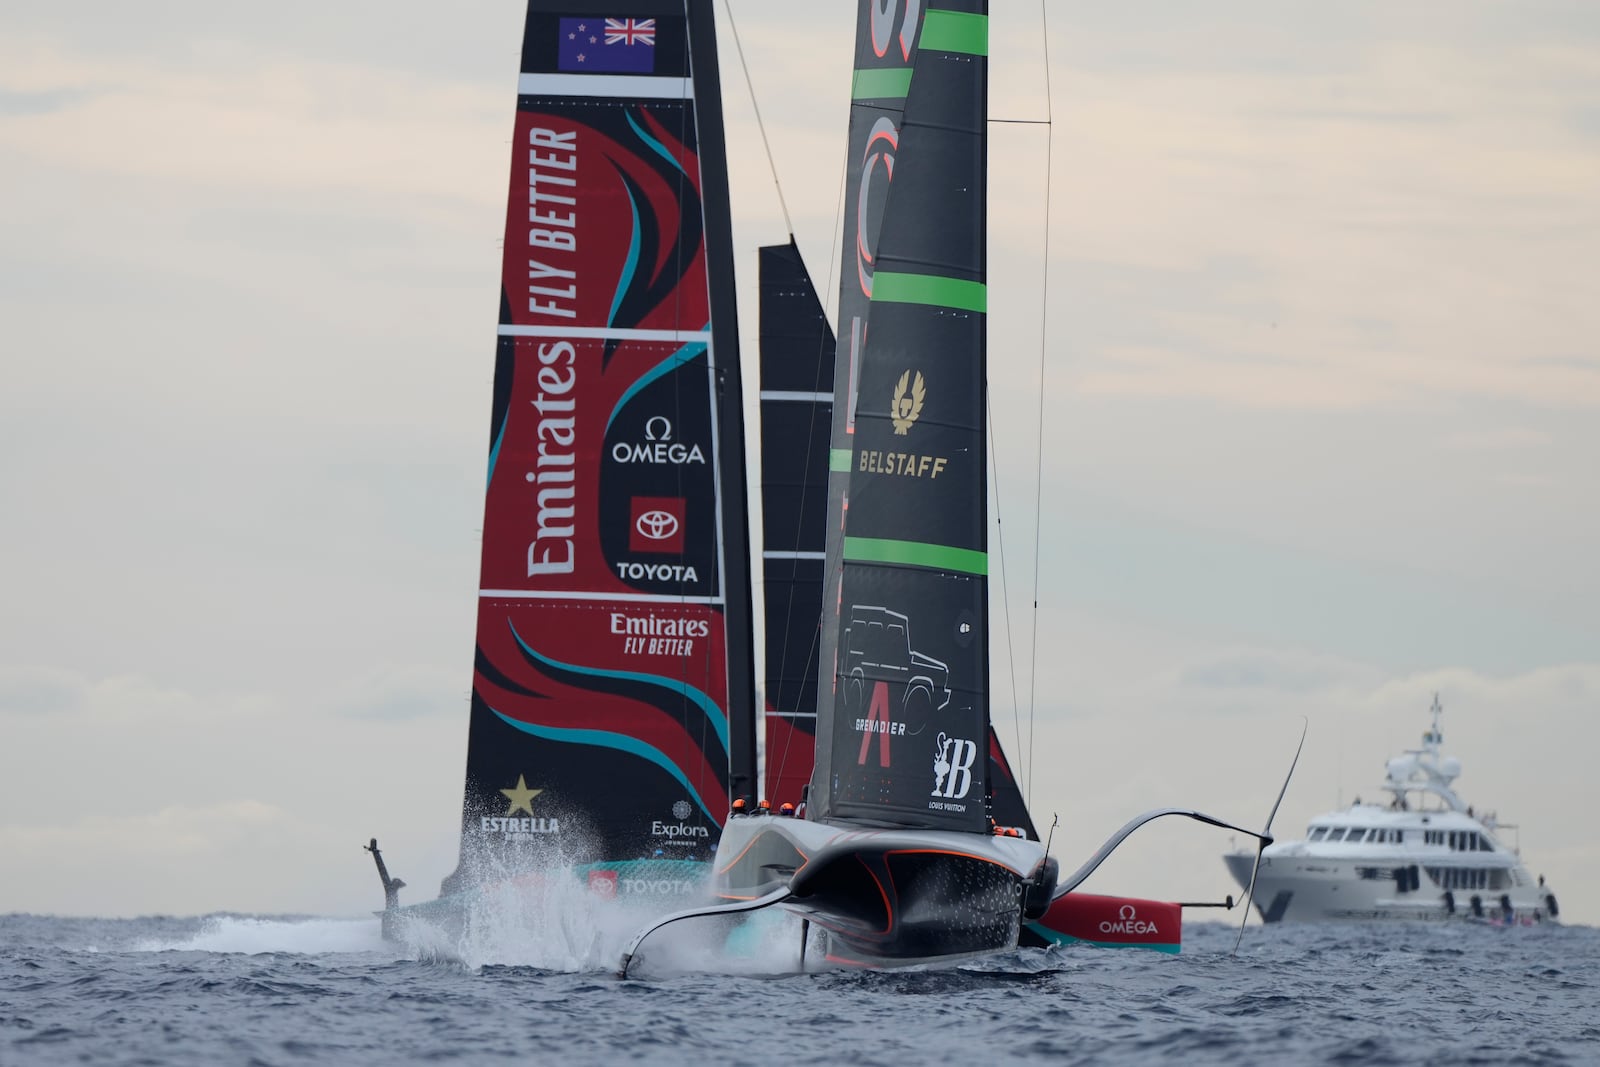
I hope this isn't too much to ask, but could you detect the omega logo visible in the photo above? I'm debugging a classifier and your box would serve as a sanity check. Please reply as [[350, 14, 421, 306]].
[[1099, 903, 1160, 936]]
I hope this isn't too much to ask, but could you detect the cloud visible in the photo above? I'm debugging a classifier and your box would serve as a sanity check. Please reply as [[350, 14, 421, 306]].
[[326, 663, 466, 721], [0, 85, 98, 117], [0, 664, 88, 716]]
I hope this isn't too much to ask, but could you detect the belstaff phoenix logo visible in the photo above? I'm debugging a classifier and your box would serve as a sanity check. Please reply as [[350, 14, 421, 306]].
[[890, 370, 925, 435]]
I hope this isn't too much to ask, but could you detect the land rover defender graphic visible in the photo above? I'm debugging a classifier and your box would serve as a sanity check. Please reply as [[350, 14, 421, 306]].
[[841, 606, 951, 740]]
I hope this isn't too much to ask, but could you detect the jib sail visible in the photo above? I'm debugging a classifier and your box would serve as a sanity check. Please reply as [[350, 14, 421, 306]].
[[757, 240, 835, 808], [816, 0, 991, 831], [443, 0, 754, 894]]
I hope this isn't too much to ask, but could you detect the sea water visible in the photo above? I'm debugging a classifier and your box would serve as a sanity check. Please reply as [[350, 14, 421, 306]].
[[2, 910, 1596, 1065]]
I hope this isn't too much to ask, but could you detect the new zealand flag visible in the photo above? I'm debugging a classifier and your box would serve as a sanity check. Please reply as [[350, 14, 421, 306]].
[[557, 18, 657, 74]]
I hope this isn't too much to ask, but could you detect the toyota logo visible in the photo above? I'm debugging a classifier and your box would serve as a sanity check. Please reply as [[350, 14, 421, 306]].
[[1119, 904, 1137, 921], [636, 510, 679, 541]]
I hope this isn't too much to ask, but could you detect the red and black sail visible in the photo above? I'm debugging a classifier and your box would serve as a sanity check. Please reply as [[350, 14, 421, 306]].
[[443, 1, 753, 893]]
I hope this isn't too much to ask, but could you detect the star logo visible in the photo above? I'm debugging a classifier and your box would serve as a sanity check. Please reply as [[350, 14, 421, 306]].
[[500, 774, 543, 815]]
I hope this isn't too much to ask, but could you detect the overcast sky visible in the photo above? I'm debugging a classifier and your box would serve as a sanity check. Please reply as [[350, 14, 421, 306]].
[[2, 2, 1596, 930]]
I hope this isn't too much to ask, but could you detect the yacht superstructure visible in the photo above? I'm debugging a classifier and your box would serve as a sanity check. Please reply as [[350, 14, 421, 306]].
[[1225, 696, 1558, 924]]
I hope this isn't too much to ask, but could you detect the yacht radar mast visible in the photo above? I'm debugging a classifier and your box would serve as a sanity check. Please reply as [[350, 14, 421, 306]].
[[1382, 693, 1466, 813]]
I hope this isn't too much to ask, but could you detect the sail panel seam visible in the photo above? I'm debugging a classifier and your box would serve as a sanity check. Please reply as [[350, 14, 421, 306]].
[[517, 73, 694, 100], [497, 325, 712, 342], [480, 589, 724, 605], [760, 390, 833, 402]]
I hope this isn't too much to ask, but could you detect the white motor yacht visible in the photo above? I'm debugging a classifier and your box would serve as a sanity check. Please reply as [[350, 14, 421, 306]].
[[1224, 696, 1559, 924]]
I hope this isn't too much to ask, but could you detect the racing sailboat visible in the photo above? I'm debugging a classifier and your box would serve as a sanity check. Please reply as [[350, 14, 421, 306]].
[[372, 0, 1273, 963], [623, 0, 1272, 971]]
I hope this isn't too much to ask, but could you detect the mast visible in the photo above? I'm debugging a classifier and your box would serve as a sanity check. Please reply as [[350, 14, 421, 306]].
[[815, 0, 991, 830], [809, 0, 926, 819], [442, 0, 752, 894], [690, 0, 758, 807]]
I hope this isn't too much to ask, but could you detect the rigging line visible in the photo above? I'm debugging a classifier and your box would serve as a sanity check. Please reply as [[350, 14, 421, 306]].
[[720, 0, 793, 236], [989, 118, 1051, 125], [665, 12, 701, 796], [1026, 0, 1056, 810], [987, 398, 1028, 800]]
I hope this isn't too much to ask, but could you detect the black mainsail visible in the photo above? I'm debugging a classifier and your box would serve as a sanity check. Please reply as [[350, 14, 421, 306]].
[[815, 0, 991, 830], [757, 241, 835, 809], [435, 0, 755, 901], [809, 0, 925, 824]]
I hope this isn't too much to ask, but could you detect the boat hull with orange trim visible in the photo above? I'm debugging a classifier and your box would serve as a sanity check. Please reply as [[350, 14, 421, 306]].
[[714, 815, 1056, 965]]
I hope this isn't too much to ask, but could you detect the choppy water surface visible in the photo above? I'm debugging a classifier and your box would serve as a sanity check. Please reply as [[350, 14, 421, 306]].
[[3, 909, 1596, 1065]]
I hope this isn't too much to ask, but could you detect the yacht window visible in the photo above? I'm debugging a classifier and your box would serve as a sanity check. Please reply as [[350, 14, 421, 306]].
[[1308, 827, 1328, 841], [1325, 828, 1346, 842], [1347, 829, 1368, 843]]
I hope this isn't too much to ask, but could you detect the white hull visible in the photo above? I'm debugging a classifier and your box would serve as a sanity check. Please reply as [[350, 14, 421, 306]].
[[1224, 697, 1560, 926], [1225, 851, 1555, 924]]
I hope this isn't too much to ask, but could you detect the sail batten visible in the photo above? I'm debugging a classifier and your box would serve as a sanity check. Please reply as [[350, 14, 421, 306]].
[[842, 536, 987, 576], [851, 68, 914, 100], [871, 273, 987, 312], [918, 9, 988, 55]]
